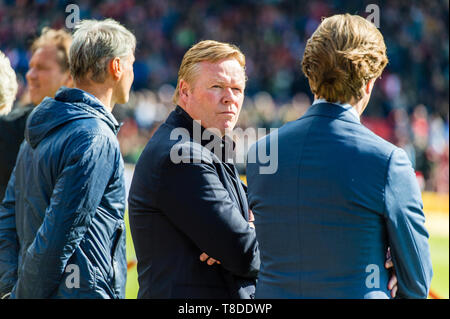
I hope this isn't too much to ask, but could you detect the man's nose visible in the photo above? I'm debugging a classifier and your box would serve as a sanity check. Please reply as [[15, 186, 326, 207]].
[[26, 68, 36, 81], [222, 88, 238, 105]]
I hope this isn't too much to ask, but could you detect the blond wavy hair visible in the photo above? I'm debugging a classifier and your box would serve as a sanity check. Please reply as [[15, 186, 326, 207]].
[[0, 50, 18, 116], [173, 40, 246, 105], [31, 27, 72, 72], [301, 14, 388, 103]]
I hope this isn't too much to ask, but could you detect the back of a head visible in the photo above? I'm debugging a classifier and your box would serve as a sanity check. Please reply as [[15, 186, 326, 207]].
[[301, 14, 388, 103], [0, 50, 18, 116], [172, 40, 246, 105], [31, 27, 72, 73], [69, 18, 136, 84]]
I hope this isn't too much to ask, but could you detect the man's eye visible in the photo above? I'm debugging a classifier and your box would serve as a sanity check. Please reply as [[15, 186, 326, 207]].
[[212, 85, 222, 89]]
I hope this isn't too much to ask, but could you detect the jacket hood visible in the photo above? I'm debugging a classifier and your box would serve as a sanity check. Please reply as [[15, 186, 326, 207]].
[[25, 87, 120, 149]]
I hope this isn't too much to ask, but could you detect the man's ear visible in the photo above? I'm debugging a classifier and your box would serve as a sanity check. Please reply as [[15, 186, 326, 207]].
[[64, 73, 74, 88], [365, 78, 376, 95], [109, 57, 122, 80], [178, 79, 191, 104]]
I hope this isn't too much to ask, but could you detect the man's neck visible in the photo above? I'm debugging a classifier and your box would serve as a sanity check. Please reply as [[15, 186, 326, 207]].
[[349, 97, 368, 116], [314, 95, 366, 117], [76, 82, 115, 112]]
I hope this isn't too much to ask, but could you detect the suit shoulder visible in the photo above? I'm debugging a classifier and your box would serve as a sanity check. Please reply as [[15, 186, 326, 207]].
[[250, 116, 313, 149], [358, 124, 400, 155]]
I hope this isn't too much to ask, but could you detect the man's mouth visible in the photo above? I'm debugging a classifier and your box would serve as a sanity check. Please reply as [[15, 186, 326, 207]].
[[220, 111, 236, 116]]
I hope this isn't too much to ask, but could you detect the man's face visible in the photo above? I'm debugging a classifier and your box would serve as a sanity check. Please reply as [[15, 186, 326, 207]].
[[184, 58, 245, 136], [114, 53, 135, 105], [26, 45, 70, 105]]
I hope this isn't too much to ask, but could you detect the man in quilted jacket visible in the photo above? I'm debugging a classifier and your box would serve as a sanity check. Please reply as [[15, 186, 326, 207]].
[[0, 18, 135, 299]]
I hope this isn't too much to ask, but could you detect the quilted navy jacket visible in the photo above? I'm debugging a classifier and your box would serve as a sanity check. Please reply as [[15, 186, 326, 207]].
[[0, 87, 127, 298]]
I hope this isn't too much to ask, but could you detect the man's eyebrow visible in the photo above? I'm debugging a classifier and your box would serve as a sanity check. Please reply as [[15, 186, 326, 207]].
[[29, 60, 42, 67], [210, 78, 245, 87]]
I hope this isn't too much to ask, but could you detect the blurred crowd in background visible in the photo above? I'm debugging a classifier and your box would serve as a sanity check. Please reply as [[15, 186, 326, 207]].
[[1, 0, 448, 193]]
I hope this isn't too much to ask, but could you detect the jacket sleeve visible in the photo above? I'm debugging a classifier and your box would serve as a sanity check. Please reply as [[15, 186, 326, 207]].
[[157, 143, 259, 279], [384, 148, 433, 299], [11, 133, 118, 298], [0, 167, 19, 297]]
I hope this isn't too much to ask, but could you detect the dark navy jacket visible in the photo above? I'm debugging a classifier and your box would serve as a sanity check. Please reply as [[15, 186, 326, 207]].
[[0, 87, 127, 298], [128, 106, 259, 299], [0, 104, 34, 199], [247, 102, 433, 299]]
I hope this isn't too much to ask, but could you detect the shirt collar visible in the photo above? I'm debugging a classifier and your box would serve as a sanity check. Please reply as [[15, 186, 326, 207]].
[[174, 105, 236, 162], [312, 98, 360, 121]]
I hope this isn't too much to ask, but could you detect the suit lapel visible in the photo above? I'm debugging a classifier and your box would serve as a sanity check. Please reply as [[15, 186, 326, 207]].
[[222, 163, 249, 221]]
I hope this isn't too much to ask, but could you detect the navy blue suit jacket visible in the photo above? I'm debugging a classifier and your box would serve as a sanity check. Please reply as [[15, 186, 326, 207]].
[[128, 106, 259, 299], [247, 102, 432, 299]]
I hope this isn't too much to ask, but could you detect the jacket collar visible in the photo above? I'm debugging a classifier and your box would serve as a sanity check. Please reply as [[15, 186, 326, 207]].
[[301, 102, 361, 124], [54, 87, 121, 133], [26, 87, 122, 148], [166, 105, 235, 162]]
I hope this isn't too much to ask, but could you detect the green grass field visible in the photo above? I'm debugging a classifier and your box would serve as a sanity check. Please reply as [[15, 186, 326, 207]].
[[125, 211, 138, 299], [428, 234, 449, 298], [124, 212, 449, 299]]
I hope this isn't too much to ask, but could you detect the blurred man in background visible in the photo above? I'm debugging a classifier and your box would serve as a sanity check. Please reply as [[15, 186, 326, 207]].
[[0, 50, 18, 116], [128, 40, 259, 299], [247, 14, 432, 299], [0, 18, 135, 298], [0, 28, 73, 199]]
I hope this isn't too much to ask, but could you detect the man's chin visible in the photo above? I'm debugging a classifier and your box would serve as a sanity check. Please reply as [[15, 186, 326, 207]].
[[117, 95, 129, 105], [222, 121, 236, 132]]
